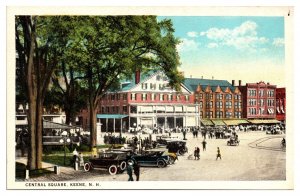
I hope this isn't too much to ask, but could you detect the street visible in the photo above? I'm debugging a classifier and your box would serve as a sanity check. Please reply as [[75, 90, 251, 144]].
[[22, 131, 286, 182]]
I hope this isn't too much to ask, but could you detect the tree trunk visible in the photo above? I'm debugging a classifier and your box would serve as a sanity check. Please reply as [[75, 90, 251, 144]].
[[36, 98, 43, 169], [89, 103, 97, 149]]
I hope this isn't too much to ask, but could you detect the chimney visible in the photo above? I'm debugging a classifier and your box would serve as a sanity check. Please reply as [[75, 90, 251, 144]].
[[135, 70, 141, 84], [238, 80, 242, 86], [232, 80, 235, 86]]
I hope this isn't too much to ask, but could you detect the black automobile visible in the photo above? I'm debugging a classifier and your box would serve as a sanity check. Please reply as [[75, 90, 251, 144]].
[[129, 150, 169, 168], [84, 151, 127, 175], [166, 140, 188, 155]]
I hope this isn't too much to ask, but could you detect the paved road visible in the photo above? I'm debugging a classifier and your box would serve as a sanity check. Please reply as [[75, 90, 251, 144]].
[[19, 131, 286, 182]]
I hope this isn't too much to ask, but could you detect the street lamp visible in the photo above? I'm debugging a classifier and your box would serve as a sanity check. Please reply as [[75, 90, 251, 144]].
[[59, 131, 71, 166]]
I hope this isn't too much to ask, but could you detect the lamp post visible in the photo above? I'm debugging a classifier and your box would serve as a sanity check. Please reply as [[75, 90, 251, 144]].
[[59, 131, 71, 166]]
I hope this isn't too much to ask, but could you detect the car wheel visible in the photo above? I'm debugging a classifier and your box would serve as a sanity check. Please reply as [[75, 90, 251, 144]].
[[169, 156, 175, 164], [108, 165, 118, 175], [157, 160, 166, 168], [178, 149, 185, 155], [120, 161, 127, 171], [84, 163, 91, 172]]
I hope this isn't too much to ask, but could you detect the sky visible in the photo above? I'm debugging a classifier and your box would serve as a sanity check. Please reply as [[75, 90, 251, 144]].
[[158, 16, 286, 87]]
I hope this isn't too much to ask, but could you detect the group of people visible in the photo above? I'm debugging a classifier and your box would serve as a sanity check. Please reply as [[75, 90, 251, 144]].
[[127, 161, 140, 181]]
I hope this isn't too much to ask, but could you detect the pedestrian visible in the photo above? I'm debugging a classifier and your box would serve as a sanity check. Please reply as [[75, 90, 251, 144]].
[[194, 147, 197, 160], [202, 139, 207, 151], [133, 162, 140, 181], [216, 147, 221, 160], [127, 161, 134, 181], [79, 152, 84, 167], [196, 147, 200, 160]]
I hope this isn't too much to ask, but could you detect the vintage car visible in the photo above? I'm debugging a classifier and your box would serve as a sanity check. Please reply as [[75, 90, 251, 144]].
[[227, 137, 240, 146], [143, 148, 178, 164], [129, 150, 170, 168], [155, 136, 188, 155], [83, 151, 127, 175]]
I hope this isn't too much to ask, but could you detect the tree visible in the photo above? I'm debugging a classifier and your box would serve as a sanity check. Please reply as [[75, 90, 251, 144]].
[[15, 16, 73, 169], [65, 16, 183, 148]]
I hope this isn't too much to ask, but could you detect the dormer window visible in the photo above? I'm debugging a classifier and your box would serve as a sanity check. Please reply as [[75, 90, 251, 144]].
[[141, 83, 148, 90]]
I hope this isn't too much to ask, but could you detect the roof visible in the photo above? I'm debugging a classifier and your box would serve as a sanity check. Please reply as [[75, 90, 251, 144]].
[[183, 78, 232, 92], [97, 114, 128, 119]]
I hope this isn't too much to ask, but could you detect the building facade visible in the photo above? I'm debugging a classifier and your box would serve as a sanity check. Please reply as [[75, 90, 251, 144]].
[[183, 78, 243, 120], [276, 88, 286, 122], [239, 81, 276, 119], [98, 71, 200, 132]]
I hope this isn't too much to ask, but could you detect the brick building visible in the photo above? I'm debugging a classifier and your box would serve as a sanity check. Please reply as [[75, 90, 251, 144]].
[[276, 88, 286, 122], [97, 71, 200, 133], [183, 78, 243, 120], [238, 81, 277, 119]]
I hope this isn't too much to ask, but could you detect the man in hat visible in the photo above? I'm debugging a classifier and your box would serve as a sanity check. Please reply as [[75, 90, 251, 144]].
[[127, 161, 134, 181], [133, 162, 140, 181]]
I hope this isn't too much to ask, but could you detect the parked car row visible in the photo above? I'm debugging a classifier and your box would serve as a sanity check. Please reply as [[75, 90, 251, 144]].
[[83, 134, 188, 175]]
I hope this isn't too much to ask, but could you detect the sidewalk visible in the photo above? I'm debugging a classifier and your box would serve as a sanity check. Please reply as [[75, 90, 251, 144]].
[[16, 157, 93, 181]]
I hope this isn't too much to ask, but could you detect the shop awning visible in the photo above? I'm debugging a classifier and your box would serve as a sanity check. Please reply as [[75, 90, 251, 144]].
[[211, 119, 225, 126], [96, 114, 128, 119], [223, 119, 250, 126], [248, 119, 281, 124], [201, 119, 214, 126]]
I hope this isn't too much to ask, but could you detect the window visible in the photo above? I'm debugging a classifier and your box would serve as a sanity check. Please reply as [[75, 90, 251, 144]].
[[258, 99, 264, 106], [199, 101, 203, 109], [150, 83, 156, 90], [160, 94, 164, 101], [248, 108, 256, 116], [206, 102, 210, 109], [248, 89, 257, 97], [106, 107, 110, 113], [168, 94, 172, 101], [130, 106, 137, 113], [151, 93, 156, 101], [142, 93, 147, 101], [141, 83, 148, 90], [226, 94, 232, 100], [131, 93, 136, 101], [206, 93, 210, 99], [234, 101, 242, 109], [200, 112, 203, 118], [185, 95, 190, 101], [115, 106, 119, 113], [216, 111, 223, 118], [216, 101, 223, 109], [248, 99, 257, 106], [159, 84, 164, 90], [123, 106, 128, 113], [210, 101, 213, 108], [111, 94, 115, 100], [225, 101, 232, 109], [210, 94, 213, 99], [234, 112, 241, 118], [101, 107, 105, 113], [259, 90, 264, 97], [199, 93, 203, 99], [176, 95, 181, 101], [258, 108, 265, 115], [225, 112, 232, 118]]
